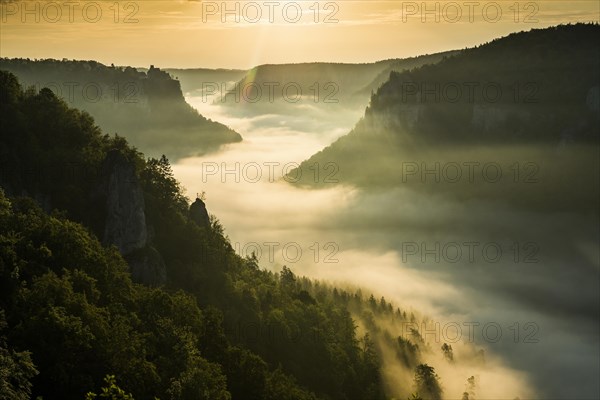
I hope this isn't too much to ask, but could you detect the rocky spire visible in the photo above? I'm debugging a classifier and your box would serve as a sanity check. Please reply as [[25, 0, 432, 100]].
[[190, 195, 210, 229]]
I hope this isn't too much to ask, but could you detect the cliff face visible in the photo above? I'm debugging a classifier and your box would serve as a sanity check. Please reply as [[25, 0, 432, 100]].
[[363, 86, 599, 144], [292, 25, 600, 196], [103, 151, 148, 254], [190, 198, 210, 230], [101, 150, 166, 286], [358, 25, 600, 145]]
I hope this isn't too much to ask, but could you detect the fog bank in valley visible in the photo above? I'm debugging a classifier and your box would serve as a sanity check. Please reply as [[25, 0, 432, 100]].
[[172, 95, 599, 399]]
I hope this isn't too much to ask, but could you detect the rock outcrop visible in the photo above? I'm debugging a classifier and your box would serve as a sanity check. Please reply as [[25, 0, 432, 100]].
[[101, 150, 166, 286], [102, 150, 147, 254], [190, 197, 210, 229]]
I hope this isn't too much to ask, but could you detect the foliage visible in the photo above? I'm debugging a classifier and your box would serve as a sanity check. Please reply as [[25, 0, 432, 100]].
[[290, 24, 600, 213], [85, 375, 134, 400], [0, 58, 241, 159], [413, 364, 443, 400], [0, 310, 38, 400], [0, 70, 393, 399]]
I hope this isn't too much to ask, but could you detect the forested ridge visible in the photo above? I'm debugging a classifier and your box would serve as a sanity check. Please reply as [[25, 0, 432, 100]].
[[291, 24, 600, 212], [0, 58, 242, 160], [0, 70, 457, 399]]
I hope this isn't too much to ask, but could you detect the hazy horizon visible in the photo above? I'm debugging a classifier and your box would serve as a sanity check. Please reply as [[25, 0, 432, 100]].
[[1, 1, 598, 69]]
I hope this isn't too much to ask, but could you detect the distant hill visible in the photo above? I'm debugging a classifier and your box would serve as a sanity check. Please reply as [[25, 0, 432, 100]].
[[165, 68, 248, 96], [218, 60, 400, 112], [161, 56, 455, 126], [205, 56, 455, 122], [0, 59, 242, 159], [365, 24, 600, 144], [354, 51, 459, 97], [291, 24, 600, 212]]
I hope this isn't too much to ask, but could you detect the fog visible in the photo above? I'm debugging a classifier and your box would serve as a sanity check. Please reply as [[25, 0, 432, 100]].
[[172, 94, 599, 399]]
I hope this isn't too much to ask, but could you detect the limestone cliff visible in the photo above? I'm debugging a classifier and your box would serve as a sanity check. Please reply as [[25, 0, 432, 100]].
[[101, 150, 166, 286], [190, 197, 211, 230], [102, 150, 147, 254]]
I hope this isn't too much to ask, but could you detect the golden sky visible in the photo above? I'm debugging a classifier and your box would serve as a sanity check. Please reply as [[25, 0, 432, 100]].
[[1, 0, 598, 68]]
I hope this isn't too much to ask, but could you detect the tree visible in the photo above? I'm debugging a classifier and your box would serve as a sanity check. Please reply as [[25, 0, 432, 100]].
[[0, 311, 38, 400], [166, 357, 230, 400], [1, 71, 463, 400], [264, 367, 318, 400], [85, 375, 134, 400], [441, 343, 454, 362], [280, 266, 296, 289], [464, 375, 476, 399], [359, 334, 384, 399], [413, 364, 442, 400], [222, 347, 267, 399], [368, 294, 377, 310], [141, 154, 189, 214], [396, 337, 419, 368]]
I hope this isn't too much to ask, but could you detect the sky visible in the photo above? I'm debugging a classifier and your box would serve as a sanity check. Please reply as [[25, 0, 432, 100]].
[[1, 0, 599, 69]]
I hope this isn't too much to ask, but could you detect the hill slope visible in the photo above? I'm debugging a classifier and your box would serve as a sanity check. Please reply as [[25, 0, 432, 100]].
[[218, 55, 452, 113], [291, 24, 600, 212], [0, 70, 488, 400], [354, 51, 459, 98], [165, 68, 248, 97], [0, 59, 242, 159]]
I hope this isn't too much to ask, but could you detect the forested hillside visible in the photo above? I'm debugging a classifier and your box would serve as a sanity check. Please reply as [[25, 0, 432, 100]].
[[219, 55, 453, 111], [354, 51, 458, 98], [0, 70, 473, 399], [0, 59, 242, 159], [291, 24, 600, 212]]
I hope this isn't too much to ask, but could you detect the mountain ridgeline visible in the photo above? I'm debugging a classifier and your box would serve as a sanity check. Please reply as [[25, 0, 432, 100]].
[[216, 53, 454, 113], [291, 24, 600, 212], [354, 51, 459, 99], [0, 71, 483, 399], [0, 58, 242, 159], [165, 68, 248, 97]]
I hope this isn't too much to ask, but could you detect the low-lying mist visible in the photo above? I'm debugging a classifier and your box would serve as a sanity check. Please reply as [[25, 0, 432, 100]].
[[172, 95, 599, 399]]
